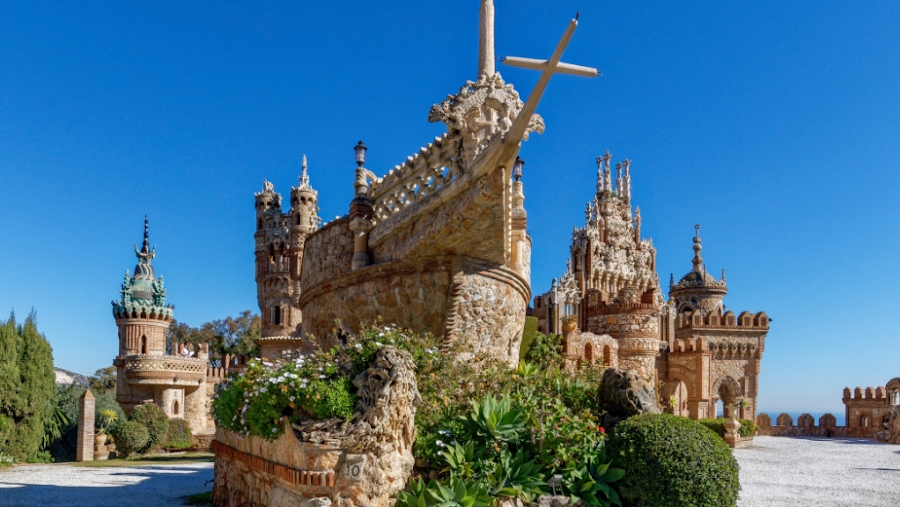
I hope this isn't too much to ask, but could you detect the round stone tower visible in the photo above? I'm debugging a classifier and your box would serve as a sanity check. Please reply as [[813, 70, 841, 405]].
[[112, 218, 210, 432]]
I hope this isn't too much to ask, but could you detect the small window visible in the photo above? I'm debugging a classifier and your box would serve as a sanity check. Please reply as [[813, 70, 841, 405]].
[[141, 335, 147, 354], [173, 400, 180, 416]]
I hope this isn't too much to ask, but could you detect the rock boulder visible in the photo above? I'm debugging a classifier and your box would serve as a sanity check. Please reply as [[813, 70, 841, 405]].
[[597, 368, 661, 431]]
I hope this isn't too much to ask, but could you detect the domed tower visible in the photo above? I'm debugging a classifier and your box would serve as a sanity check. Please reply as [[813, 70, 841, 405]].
[[112, 217, 173, 358], [112, 218, 211, 432], [254, 156, 320, 358], [669, 224, 728, 313]]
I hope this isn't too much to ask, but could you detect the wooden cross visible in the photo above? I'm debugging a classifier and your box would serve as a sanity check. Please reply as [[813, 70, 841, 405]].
[[498, 11, 600, 147]]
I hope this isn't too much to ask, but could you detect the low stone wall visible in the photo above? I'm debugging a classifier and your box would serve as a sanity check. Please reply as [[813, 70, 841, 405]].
[[212, 346, 420, 507], [756, 412, 848, 438], [212, 425, 340, 506]]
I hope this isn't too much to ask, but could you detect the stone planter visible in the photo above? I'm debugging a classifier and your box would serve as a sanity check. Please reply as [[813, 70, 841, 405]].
[[562, 321, 577, 335], [94, 434, 108, 447]]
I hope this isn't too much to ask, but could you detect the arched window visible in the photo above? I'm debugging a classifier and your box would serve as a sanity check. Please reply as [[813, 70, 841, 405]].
[[603, 345, 612, 366], [141, 335, 147, 354], [883, 415, 891, 429], [257, 218, 263, 230], [173, 400, 180, 416], [584, 343, 593, 362], [860, 414, 870, 427]]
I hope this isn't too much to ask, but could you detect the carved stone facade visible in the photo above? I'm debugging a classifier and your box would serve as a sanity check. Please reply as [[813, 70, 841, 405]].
[[255, 69, 536, 365], [112, 219, 228, 435], [532, 157, 769, 422]]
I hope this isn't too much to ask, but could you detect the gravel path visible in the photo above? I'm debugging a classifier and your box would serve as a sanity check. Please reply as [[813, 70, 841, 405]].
[[1, 437, 898, 507], [735, 436, 900, 507], [0, 462, 213, 507]]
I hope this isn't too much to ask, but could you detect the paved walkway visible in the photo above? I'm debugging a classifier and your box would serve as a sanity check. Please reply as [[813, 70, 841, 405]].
[[735, 436, 900, 507], [0, 462, 213, 507], [1, 437, 898, 507]]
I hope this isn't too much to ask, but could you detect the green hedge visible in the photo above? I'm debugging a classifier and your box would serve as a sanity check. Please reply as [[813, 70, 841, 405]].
[[164, 418, 193, 450], [609, 413, 740, 507], [698, 418, 755, 437]]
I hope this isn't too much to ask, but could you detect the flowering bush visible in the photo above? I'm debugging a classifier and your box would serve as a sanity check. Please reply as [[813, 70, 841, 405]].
[[211, 323, 438, 439]]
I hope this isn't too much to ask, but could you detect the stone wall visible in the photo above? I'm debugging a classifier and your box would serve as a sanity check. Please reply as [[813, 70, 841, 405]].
[[447, 264, 528, 364], [300, 219, 354, 291], [299, 257, 453, 347], [299, 256, 528, 365], [756, 412, 848, 438]]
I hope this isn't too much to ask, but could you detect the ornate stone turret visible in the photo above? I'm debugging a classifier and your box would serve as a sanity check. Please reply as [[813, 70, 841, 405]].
[[254, 157, 321, 358], [112, 217, 173, 356], [112, 218, 213, 433], [669, 224, 728, 313]]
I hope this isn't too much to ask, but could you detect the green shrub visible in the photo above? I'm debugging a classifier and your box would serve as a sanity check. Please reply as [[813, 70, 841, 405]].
[[698, 418, 755, 437], [519, 317, 538, 358], [164, 418, 193, 450], [112, 421, 149, 458], [609, 413, 739, 507], [521, 333, 564, 369], [129, 404, 169, 452]]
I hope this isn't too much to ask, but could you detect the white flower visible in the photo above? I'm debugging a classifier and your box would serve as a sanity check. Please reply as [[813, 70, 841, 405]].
[[435, 440, 445, 447]]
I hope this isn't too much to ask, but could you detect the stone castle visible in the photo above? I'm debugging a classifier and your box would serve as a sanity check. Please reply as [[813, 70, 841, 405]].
[[111, 218, 227, 436], [531, 154, 770, 421]]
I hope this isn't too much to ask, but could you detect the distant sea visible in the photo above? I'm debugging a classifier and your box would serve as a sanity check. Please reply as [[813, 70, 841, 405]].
[[756, 410, 846, 427]]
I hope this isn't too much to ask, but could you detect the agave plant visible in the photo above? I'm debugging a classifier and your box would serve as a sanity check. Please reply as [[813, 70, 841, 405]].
[[462, 395, 526, 444], [487, 449, 546, 502], [395, 477, 492, 507], [563, 445, 625, 507]]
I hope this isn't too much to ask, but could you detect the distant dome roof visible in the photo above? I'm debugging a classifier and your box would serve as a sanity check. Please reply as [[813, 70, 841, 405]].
[[671, 269, 727, 292]]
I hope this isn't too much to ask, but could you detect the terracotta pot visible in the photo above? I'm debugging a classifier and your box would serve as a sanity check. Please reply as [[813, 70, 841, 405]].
[[94, 433, 108, 447], [562, 321, 578, 334]]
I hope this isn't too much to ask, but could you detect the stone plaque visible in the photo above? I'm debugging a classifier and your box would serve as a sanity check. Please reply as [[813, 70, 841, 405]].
[[343, 454, 366, 481]]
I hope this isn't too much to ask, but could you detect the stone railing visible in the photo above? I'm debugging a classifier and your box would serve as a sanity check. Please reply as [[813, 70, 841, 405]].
[[367, 134, 460, 225], [118, 354, 207, 383]]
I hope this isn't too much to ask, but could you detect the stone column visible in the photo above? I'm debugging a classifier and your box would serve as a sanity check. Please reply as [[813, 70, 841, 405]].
[[76, 390, 95, 462]]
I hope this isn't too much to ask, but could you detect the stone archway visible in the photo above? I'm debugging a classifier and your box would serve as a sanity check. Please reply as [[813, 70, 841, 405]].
[[714, 376, 743, 418]]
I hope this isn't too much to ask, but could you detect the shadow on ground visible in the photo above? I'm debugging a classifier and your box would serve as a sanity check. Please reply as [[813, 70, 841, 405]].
[[0, 463, 214, 507]]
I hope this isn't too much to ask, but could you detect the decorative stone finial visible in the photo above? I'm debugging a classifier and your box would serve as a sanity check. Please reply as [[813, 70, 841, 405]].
[[298, 155, 311, 190], [141, 215, 150, 254], [133, 216, 156, 280], [692, 224, 703, 272]]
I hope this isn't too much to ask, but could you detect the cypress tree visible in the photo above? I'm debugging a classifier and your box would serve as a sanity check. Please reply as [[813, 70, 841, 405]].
[[0, 313, 20, 452], [0, 311, 56, 461]]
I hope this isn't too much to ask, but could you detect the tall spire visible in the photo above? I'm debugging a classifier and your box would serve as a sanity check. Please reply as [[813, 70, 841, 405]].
[[141, 215, 150, 254], [478, 0, 495, 76], [692, 224, 703, 272], [133, 215, 156, 281], [298, 154, 311, 190]]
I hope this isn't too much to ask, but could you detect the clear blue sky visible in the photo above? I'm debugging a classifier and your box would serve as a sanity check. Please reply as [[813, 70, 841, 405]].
[[2, 1, 898, 416]]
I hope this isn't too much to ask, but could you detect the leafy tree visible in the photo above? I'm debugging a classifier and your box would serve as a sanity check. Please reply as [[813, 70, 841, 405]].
[[89, 367, 117, 394], [200, 310, 260, 358], [166, 319, 204, 351]]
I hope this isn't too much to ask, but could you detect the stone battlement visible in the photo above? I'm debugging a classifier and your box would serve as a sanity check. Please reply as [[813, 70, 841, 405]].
[[676, 310, 768, 330], [844, 386, 889, 402]]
